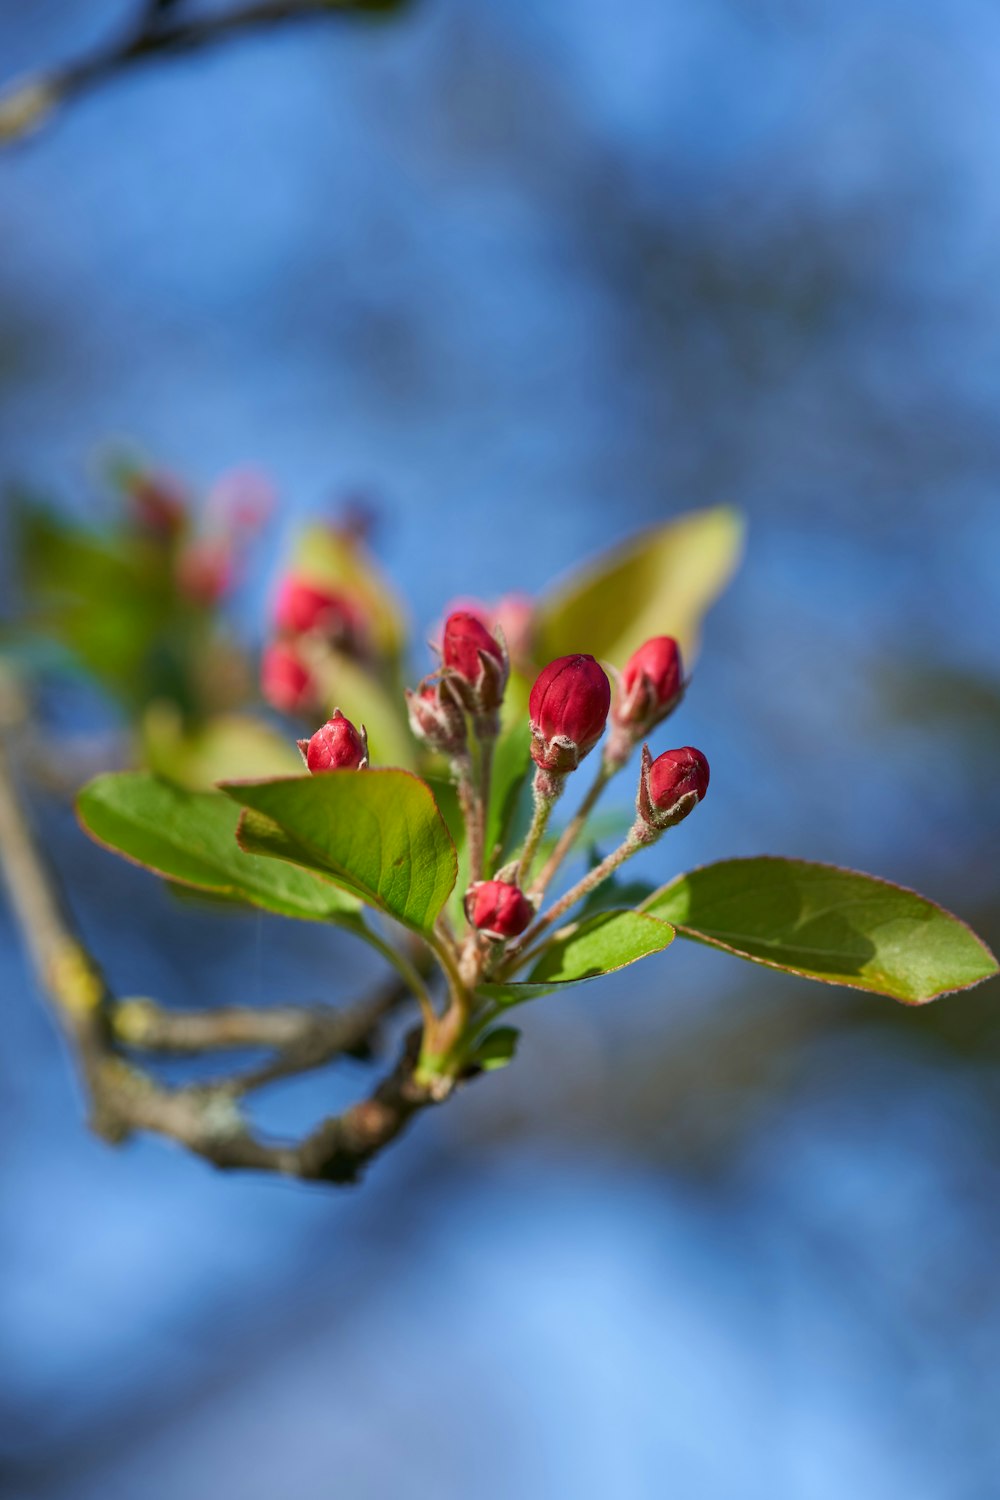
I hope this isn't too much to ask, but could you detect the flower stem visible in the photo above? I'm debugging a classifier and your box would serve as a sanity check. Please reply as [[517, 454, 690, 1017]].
[[515, 772, 561, 887], [501, 821, 655, 975], [529, 759, 613, 899]]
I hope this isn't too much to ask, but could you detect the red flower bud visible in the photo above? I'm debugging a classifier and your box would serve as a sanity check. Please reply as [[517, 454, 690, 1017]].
[[617, 637, 684, 727], [129, 470, 188, 537], [261, 642, 317, 716], [406, 677, 467, 755], [273, 576, 364, 645], [637, 744, 710, 831], [297, 710, 368, 772], [465, 879, 535, 941], [529, 654, 611, 774], [442, 610, 508, 714]]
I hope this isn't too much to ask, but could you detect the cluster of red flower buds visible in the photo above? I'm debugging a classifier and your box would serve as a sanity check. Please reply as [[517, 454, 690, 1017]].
[[122, 462, 274, 609], [297, 709, 369, 772], [261, 570, 368, 717], [523, 636, 707, 835], [406, 609, 509, 756]]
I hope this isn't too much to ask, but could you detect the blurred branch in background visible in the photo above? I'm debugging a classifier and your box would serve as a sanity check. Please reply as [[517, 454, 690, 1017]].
[[0, 670, 439, 1182], [0, 0, 412, 145]]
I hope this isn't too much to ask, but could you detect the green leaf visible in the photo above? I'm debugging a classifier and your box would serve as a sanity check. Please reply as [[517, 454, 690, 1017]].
[[76, 772, 362, 924], [468, 1026, 521, 1072], [141, 708, 303, 789], [642, 857, 999, 1005], [481, 909, 675, 1008], [221, 769, 458, 935], [533, 505, 744, 667]]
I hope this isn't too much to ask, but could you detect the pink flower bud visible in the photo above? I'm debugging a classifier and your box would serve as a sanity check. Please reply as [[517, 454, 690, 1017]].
[[637, 744, 710, 831], [405, 677, 467, 756], [273, 576, 364, 645], [297, 710, 368, 772], [176, 537, 233, 605], [529, 654, 611, 774], [465, 880, 535, 941], [492, 593, 535, 664], [261, 642, 317, 716], [442, 610, 508, 714], [207, 467, 275, 532]]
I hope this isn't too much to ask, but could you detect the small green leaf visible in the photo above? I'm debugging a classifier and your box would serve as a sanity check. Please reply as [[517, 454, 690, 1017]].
[[642, 857, 999, 1004], [481, 909, 675, 1008], [76, 773, 362, 924], [468, 1026, 520, 1072], [533, 505, 744, 667], [529, 909, 675, 983], [221, 769, 458, 935]]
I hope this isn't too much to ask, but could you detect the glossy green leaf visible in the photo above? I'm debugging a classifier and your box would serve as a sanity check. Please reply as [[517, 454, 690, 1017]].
[[76, 773, 362, 924], [221, 769, 458, 935], [533, 505, 744, 667], [481, 909, 675, 1008], [642, 857, 999, 1004]]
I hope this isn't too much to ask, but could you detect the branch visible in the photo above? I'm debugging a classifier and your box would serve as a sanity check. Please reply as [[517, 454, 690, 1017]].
[[0, 678, 441, 1184], [0, 0, 411, 144]]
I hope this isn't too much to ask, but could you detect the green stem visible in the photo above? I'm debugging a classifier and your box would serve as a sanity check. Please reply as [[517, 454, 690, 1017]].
[[529, 759, 613, 900], [363, 929, 438, 1031], [515, 771, 562, 887], [501, 821, 653, 976], [476, 731, 494, 880]]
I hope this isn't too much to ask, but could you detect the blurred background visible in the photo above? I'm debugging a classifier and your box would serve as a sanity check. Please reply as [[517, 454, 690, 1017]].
[[1, 2, 999, 1496]]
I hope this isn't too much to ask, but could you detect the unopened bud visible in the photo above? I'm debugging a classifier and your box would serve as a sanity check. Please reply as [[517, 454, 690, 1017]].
[[442, 610, 508, 716], [465, 879, 535, 941], [492, 593, 535, 665], [128, 470, 188, 538], [297, 710, 368, 771], [274, 575, 364, 647], [261, 642, 318, 716], [529, 654, 611, 774], [636, 744, 710, 831], [176, 537, 233, 605], [405, 677, 467, 756]]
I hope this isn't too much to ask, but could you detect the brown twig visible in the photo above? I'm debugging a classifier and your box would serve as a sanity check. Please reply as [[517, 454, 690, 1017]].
[[0, 0, 411, 144], [0, 679, 440, 1184]]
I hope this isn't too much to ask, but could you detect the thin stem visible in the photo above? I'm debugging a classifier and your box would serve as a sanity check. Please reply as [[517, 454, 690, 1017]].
[[530, 759, 613, 900], [501, 824, 650, 976], [515, 774, 561, 887], [0, 678, 446, 1183], [1, 0, 403, 144], [454, 752, 482, 891], [424, 928, 469, 1016], [476, 731, 494, 880], [362, 928, 438, 1031]]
